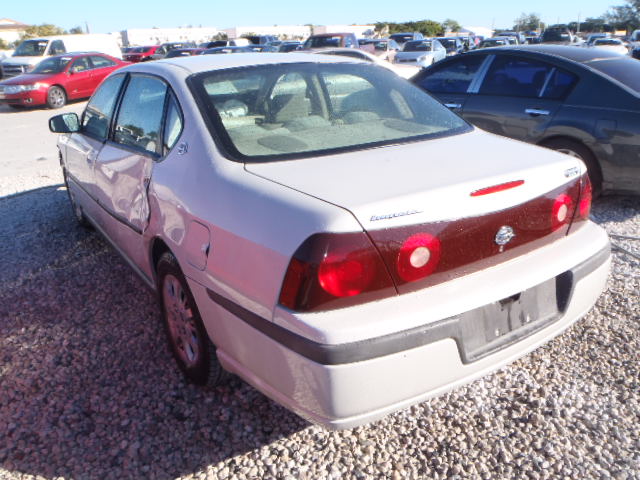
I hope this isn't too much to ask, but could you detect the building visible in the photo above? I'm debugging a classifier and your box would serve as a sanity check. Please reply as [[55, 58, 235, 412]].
[[0, 18, 29, 46], [314, 25, 376, 37], [120, 27, 219, 46], [223, 25, 312, 41]]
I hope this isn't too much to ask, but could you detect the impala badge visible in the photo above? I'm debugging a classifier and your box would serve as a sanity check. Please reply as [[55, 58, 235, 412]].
[[495, 225, 515, 252]]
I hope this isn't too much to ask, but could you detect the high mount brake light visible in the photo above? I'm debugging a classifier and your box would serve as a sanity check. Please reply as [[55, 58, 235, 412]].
[[470, 180, 525, 197]]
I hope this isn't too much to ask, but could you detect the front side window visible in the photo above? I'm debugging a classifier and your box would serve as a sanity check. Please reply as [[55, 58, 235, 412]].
[[480, 56, 554, 98], [416, 54, 486, 94], [70, 57, 91, 73], [82, 74, 126, 140], [113, 75, 168, 155], [192, 63, 469, 161]]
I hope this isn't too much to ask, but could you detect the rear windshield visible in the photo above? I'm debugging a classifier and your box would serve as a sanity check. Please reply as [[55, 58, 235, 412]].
[[131, 46, 152, 53], [32, 56, 73, 73], [582, 55, 640, 93], [14, 40, 48, 57], [303, 36, 344, 49], [390, 34, 414, 42], [191, 62, 470, 162], [403, 41, 433, 52]]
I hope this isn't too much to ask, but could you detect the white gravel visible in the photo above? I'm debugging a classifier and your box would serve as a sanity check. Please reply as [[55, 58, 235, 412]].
[[0, 103, 638, 479]]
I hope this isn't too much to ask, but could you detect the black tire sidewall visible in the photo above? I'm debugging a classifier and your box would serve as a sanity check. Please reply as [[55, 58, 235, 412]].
[[156, 253, 214, 385]]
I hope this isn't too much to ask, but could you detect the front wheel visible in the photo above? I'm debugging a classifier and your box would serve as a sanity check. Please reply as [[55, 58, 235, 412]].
[[46, 86, 67, 109], [157, 252, 227, 387]]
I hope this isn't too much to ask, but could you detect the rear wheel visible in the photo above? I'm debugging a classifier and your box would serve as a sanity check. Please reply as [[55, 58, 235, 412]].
[[541, 138, 602, 196], [46, 86, 67, 109], [157, 252, 227, 387]]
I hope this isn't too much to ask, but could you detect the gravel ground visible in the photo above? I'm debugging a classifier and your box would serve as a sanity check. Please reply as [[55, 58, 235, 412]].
[[0, 106, 638, 479]]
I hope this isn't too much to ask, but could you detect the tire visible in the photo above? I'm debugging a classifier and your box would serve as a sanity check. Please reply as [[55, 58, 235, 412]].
[[157, 252, 227, 387], [63, 170, 92, 229], [541, 138, 603, 197], [46, 86, 67, 109]]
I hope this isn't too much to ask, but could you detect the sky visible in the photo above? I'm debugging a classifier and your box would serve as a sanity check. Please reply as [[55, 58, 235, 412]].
[[3, 0, 619, 33]]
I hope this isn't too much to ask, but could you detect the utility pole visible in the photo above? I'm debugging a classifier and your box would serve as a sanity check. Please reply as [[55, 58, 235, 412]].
[[577, 12, 581, 33]]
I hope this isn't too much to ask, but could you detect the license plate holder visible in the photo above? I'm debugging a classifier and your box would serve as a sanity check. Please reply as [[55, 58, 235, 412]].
[[456, 276, 564, 362]]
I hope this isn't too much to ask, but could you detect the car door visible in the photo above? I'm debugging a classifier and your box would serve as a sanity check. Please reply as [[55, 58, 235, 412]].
[[63, 73, 127, 218], [87, 55, 118, 92], [462, 54, 576, 143], [91, 74, 171, 269], [66, 56, 94, 99], [413, 53, 488, 114]]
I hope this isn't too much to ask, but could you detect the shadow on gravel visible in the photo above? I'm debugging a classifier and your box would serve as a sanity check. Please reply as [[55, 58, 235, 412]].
[[0, 186, 307, 480]]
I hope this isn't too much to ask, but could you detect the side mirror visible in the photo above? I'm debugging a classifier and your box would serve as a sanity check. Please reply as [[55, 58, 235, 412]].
[[49, 113, 80, 133]]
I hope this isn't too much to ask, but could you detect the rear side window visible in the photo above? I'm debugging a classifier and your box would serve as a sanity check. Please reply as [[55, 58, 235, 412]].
[[113, 75, 168, 155], [542, 69, 577, 99], [480, 56, 553, 98], [81, 74, 126, 140], [416, 55, 486, 93], [480, 56, 577, 99], [163, 94, 183, 153], [90, 55, 116, 68]]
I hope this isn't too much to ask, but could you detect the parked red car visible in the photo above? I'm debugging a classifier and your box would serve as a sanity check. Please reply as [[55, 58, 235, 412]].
[[0, 53, 128, 109], [123, 45, 160, 62]]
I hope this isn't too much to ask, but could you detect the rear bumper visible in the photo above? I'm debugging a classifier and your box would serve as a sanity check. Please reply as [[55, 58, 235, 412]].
[[190, 221, 610, 429]]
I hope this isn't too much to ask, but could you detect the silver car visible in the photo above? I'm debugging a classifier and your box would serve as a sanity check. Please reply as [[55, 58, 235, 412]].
[[395, 39, 447, 67], [49, 53, 610, 429]]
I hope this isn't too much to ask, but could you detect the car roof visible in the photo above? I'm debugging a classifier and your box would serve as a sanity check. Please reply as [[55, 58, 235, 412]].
[[153, 52, 354, 74], [466, 44, 624, 64]]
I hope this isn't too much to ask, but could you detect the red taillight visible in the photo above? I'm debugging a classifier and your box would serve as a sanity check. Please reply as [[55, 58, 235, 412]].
[[278, 232, 395, 312], [318, 247, 377, 297], [578, 174, 592, 219], [397, 233, 441, 282], [551, 193, 573, 231]]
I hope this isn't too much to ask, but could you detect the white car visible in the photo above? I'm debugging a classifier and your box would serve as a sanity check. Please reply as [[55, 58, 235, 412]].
[[49, 53, 610, 429], [395, 39, 447, 67], [310, 47, 419, 79], [591, 38, 628, 55]]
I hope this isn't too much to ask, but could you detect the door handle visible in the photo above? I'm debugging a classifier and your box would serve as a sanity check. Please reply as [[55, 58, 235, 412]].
[[525, 108, 550, 116], [445, 103, 462, 109]]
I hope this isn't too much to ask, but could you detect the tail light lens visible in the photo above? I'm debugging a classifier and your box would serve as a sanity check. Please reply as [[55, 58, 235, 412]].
[[280, 179, 583, 312], [397, 233, 441, 282], [551, 193, 573, 231], [278, 232, 395, 312], [578, 173, 592, 220]]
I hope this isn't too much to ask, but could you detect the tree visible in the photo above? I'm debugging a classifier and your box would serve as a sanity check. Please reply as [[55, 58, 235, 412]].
[[441, 19, 461, 33], [603, 4, 640, 31], [67, 26, 84, 34], [513, 13, 543, 31], [213, 32, 228, 41], [0, 38, 9, 50], [21, 24, 65, 39], [375, 20, 442, 37]]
